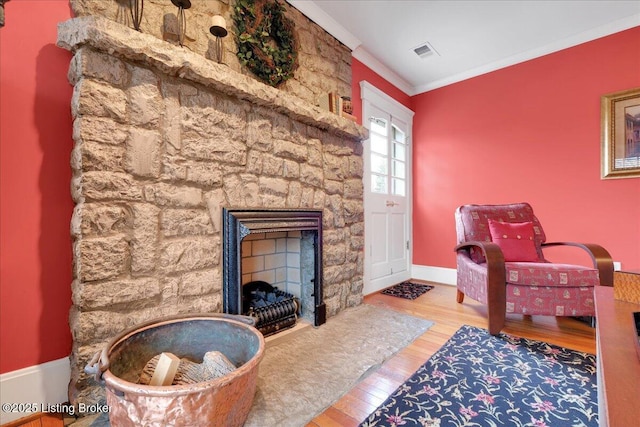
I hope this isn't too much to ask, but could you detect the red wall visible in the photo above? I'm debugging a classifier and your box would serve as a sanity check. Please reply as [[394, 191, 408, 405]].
[[351, 57, 412, 123], [0, 3, 637, 376], [0, 1, 74, 373], [412, 27, 640, 271]]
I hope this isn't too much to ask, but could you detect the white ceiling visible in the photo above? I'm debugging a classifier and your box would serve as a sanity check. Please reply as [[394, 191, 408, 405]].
[[289, 1, 640, 95]]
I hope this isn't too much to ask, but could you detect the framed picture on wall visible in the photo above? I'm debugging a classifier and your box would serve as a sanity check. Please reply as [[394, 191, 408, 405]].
[[601, 87, 640, 179]]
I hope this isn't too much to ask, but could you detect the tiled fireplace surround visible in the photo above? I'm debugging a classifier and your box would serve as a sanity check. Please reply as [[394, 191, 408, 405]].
[[57, 16, 367, 406]]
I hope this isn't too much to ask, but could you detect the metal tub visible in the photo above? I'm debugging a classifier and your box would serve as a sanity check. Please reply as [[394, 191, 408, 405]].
[[87, 314, 265, 427]]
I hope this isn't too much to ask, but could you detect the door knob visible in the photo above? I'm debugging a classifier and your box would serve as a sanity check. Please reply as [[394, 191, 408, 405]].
[[386, 201, 398, 207]]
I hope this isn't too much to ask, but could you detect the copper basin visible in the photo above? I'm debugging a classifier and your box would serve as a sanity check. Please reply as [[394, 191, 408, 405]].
[[90, 314, 265, 427]]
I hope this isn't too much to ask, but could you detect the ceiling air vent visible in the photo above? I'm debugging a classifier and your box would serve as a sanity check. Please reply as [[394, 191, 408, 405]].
[[413, 42, 438, 59]]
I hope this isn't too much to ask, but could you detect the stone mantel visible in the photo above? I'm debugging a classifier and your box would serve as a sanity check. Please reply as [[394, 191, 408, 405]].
[[57, 16, 368, 143]]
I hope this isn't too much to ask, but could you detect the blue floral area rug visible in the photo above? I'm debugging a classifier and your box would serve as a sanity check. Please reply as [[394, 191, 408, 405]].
[[381, 281, 434, 300], [360, 325, 598, 427]]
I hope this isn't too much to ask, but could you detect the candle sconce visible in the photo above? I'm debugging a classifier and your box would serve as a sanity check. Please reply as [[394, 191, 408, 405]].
[[130, 0, 144, 31], [171, 0, 191, 47], [115, 0, 143, 32], [209, 15, 228, 64]]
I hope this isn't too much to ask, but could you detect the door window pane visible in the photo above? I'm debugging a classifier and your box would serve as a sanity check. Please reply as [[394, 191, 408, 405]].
[[370, 117, 388, 136], [393, 125, 405, 143], [393, 143, 405, 161], [392, 178, 405, 196], [392, 160, 405, 178], [371, 133, 388, 155], [372, 174, 387, 193], [371, 153, 388, 174]]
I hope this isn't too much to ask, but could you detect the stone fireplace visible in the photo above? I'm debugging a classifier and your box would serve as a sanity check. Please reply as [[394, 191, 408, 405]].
[[57, 13, 367, 407]]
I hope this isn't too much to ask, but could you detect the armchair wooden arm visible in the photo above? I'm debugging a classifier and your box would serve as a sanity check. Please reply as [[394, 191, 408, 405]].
[[541, 242, 614, 286], [455, 241, 507, 334]]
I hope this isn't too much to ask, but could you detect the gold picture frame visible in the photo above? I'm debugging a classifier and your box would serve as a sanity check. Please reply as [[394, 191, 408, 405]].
[[601, 87, 640, 179]]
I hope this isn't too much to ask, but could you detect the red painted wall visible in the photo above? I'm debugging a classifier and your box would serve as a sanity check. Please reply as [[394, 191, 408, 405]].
[[0, 3, 637, 376], [351, 57, 412, 123], [412, 27, 640, 271], [0, 1, 74, 373]]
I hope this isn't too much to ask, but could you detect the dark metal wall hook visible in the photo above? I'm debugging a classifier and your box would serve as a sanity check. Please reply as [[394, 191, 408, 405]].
[[171, 0, 191, 46], [130, 0, 144, 32]]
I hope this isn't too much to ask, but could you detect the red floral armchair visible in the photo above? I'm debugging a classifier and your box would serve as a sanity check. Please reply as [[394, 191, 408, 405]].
[[454, 203, 614, 334]]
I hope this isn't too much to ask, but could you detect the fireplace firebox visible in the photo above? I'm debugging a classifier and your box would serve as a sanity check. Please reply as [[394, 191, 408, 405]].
[[222, 209, 326, 330]]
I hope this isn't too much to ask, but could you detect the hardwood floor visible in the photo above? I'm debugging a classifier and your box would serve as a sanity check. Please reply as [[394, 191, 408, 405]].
[[5, 282, 595, 427], [307, 281, 597, 427], [1, 413, 62, 427]]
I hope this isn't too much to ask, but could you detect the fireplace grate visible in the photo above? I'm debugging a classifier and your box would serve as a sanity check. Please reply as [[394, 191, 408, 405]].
[[244, 283, 298, 336]]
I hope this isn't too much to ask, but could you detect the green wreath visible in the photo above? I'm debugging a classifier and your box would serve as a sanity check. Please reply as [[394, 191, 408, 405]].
[[233, 0, 299, 87]]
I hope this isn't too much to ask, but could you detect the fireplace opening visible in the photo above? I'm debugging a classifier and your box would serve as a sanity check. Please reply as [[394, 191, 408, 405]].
[[222, 209, 325, 335]]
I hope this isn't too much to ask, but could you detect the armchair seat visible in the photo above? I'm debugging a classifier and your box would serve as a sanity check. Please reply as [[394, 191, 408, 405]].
[[454, 203, 613, 334], [506, 282, 595, 316], [504, 262, 599, 288]]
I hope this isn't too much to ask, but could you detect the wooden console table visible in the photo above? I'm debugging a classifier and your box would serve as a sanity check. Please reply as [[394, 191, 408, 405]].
[[594, 285, 640, 427]]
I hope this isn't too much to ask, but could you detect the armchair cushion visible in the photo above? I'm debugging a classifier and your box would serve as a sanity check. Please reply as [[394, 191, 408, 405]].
[[488, 219, 541, 262], [456, 203, 546, 263], [505, 262, 600, 288], [506, 284, 595, 316]]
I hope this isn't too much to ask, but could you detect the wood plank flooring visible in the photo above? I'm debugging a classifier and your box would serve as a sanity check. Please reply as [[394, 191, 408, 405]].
[[307, 281, 596, 427], [2, 413, 62, 427], [5, 281, 595, 427]]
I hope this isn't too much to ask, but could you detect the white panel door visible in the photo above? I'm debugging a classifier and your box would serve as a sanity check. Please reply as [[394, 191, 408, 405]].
[[361, 82, 414, 295]]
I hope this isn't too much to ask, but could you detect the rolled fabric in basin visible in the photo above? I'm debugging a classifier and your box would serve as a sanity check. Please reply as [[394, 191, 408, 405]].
[[93, 313, 265, 427]]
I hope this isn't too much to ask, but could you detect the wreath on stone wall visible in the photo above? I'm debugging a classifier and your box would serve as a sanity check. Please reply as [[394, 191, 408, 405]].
[[233, 0, 299, 87]]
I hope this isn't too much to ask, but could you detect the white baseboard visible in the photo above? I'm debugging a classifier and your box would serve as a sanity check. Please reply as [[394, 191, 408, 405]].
[[364, 271, 412, 295], [0, 357, 70, 424], [411, 264, 457, 286]]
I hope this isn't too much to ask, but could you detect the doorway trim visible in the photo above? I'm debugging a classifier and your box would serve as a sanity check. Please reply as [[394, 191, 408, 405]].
[[360, 81, 415, 295]]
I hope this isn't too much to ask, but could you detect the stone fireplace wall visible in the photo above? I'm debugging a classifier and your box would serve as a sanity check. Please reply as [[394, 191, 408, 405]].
[[58, 16, 366, 406], [70, 0, 352, 106]]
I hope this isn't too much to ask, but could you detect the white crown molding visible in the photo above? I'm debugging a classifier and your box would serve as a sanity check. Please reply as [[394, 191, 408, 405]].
[[0, 357, 70, 424], [414, 14, 640, 94], [353, 47, 414, 97], [287, 0, 362, 50]]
